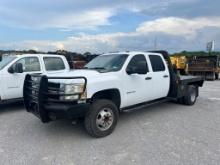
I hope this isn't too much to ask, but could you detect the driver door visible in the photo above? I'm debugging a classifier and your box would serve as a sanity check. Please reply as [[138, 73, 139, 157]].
[[122, 54, 154, 107], [4, 57, 42, 99]]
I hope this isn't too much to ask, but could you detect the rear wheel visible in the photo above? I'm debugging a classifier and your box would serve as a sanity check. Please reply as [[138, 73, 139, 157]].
[[215, 73, 219, 80], [182, 85, 198, 105], [177, 97, 184, 104], [84, 99, 119, 138]]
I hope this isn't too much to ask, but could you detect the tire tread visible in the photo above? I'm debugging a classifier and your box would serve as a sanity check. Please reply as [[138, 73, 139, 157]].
[[84, 99, 119, 138]]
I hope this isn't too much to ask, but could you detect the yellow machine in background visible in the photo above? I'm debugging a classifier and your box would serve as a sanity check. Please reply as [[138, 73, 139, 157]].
[[170, 56, 187, 75]]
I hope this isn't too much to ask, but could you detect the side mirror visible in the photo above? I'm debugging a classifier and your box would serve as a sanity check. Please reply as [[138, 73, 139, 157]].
[[8, 67, 14, 74], [126, 67, 135, 75], [14, 63, 23, 73], [127, 63, 148, 75], [8, 63, 24, 74]]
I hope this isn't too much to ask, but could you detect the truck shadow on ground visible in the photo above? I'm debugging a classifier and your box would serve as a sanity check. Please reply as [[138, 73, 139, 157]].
[[0, 101, 24, 114], [33, 102, 185, 139], [30, 119, 90, 140], [119, 102, 186, 121]]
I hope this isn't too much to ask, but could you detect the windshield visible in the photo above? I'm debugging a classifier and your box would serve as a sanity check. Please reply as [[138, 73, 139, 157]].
[[0, 56, 17, 70], [85, 54, 128, 72]]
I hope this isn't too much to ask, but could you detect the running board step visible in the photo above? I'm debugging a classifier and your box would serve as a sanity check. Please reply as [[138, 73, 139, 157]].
[[121, 98, 173, 112]]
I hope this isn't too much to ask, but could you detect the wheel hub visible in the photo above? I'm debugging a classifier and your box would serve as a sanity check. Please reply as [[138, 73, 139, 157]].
[[190, 90, 196, 102], [96, 108, 114, 131]]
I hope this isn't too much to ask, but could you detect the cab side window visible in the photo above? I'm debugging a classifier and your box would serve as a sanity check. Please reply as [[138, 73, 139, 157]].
[[44, 57, 65, 71], [13, 57, 40, 72], [149, 55, 165, 72], [126, 54, 149, 74]]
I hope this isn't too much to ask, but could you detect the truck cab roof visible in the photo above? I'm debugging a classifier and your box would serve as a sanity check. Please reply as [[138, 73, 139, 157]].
[[5, 53, 64, 58], [102, 51, 162, 56]]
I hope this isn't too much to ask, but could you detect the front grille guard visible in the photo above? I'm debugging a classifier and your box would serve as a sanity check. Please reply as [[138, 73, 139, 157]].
[[23, 74, 87, 122]]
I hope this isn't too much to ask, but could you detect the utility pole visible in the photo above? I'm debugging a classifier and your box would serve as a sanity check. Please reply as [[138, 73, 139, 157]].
[[207, 41, 215, 55]]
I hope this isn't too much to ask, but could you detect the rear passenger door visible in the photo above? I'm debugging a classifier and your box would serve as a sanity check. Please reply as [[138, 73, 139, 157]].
[[149, 54, 170, 99]]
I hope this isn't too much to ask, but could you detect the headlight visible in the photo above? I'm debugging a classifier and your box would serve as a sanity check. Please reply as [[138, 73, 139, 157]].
[[60, 83, 86, 101], [64, 84, 84, 94]]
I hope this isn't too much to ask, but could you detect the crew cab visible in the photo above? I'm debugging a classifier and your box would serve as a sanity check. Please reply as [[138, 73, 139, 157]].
[[23, 51, 204, 138], [0, 54, 69, 102]]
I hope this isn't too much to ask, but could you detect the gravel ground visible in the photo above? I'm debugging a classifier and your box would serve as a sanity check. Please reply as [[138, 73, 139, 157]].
[[0, 81, 220, 165]]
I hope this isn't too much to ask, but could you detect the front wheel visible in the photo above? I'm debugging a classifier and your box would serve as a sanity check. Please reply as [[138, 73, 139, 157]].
[[84, 99, 119, 138], [182, 85, 198, 105]]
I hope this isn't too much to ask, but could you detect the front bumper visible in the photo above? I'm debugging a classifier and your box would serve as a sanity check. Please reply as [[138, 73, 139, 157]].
[[45, 102, 90, 121], [23, 74, 89, 123], [27, 101, 90, 122]]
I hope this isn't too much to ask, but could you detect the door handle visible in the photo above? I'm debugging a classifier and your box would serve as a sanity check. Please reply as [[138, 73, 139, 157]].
[[145, 77, 152, 80], [163, 75, 169, 78]]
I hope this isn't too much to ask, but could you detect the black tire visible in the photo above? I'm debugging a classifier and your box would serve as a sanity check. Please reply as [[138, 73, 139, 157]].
[[215, 73, 219, 80], [180, 69, 186, 75], [84, 99, 119, 138], [182, 85, 198, 106], [177, 97, 184, 104]]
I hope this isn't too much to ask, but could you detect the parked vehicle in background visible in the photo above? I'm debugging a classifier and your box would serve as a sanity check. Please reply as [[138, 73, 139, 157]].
[[170, 56, 187, 75], [66, 55, 99, 69], [188, 55, 220, 80], [71, 61, 87, 69], [0, 54, 70, 103], [23, 51, 204, 138]]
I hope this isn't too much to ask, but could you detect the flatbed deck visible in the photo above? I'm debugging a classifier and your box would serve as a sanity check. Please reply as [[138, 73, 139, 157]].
[[179, 75, 204, 85]]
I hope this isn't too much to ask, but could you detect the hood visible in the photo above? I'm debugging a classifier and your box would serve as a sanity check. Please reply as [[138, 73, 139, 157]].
[[46, 69, 101, 84], [46, 69, 100, 78]]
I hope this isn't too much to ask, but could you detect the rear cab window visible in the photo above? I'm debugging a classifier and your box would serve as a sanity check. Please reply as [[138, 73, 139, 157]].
[[149, 55, 166, 72], [43, 57, 65, 71]]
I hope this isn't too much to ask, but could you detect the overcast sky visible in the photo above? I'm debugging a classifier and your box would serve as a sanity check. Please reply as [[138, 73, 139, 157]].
[[0, 0, 219, 53]]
